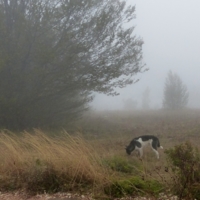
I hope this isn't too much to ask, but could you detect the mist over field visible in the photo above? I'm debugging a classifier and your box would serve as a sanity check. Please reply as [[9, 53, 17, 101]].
[[1, 1, 200, 199], [91, 0, 200, 111], [0, 0, 199, 129]]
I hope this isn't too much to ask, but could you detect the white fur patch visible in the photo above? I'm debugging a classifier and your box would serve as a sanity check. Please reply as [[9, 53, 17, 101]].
[[136, 138, 153, 148], [134, 137, 162, 159]]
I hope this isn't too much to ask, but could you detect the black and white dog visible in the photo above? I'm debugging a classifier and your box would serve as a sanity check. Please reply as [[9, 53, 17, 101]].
[[125, 135, 163, 159]]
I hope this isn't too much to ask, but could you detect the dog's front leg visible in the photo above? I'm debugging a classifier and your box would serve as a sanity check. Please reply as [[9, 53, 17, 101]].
[[138, 148, 143, 158]]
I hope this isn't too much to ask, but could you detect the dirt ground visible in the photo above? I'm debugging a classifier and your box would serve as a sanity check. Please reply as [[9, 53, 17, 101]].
[[0, 191, 178, 200], [0, 191, 91, 200]]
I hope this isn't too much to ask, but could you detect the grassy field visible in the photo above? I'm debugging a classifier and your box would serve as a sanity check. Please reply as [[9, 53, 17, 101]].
[[0, 109, 200, 199]]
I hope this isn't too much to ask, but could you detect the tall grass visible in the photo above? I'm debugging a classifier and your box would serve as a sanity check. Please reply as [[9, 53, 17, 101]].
[[0, 129, 109, 193], [0, 128, 163, 198], [1, 110, 200, 198]]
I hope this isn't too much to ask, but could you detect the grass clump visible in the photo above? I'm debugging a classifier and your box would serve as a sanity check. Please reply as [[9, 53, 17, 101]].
[[165, 141, 200, 200], [0, 130, 109, 193], [103, 155, 136, 174], [104, 177, 163, 198]]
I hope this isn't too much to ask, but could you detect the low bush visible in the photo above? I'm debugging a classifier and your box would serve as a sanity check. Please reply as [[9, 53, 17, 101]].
[[103, 156, 137, 174], [104, 176, 163, 198], [165, 141, 200, 200]]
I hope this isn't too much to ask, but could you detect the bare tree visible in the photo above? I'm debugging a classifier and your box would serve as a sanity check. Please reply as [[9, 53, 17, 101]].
[[163, 71, 189, 110]]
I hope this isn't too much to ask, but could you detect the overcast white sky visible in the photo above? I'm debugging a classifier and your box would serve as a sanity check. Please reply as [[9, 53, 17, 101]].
[[91, 0, 200, 110]]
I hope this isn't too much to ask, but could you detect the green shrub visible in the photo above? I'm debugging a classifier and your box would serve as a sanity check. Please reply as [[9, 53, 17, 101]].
[[104, 177, 163, 198], [165, 141, 200, 200], [103, 156, 136, 173]]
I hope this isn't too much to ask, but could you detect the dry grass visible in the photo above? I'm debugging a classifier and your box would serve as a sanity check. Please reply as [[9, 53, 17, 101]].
[[77, 109, 200, 189], [1, 109, 200, 198], [0, 129, 110, 193]]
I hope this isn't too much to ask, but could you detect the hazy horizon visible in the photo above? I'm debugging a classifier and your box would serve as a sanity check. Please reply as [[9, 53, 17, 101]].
[[91, 0, 200, 110]]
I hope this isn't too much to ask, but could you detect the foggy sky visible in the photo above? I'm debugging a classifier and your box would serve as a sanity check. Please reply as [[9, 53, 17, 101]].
[[91, 0, 200, 110]]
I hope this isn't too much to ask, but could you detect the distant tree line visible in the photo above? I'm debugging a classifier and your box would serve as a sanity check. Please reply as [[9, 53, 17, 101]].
[[0, 0, 144, 129]]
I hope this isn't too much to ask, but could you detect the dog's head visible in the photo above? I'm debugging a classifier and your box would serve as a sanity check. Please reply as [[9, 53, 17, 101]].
[[125, 141, 135, 155]]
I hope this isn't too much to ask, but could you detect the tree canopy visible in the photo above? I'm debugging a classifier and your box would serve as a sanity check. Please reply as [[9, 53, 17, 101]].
[[0, 0, 144, 129], [163, 71, 189, 110]]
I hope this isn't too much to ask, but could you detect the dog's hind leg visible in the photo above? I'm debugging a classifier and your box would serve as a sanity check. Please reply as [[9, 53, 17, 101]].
[[152, 148, 159, 159]]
